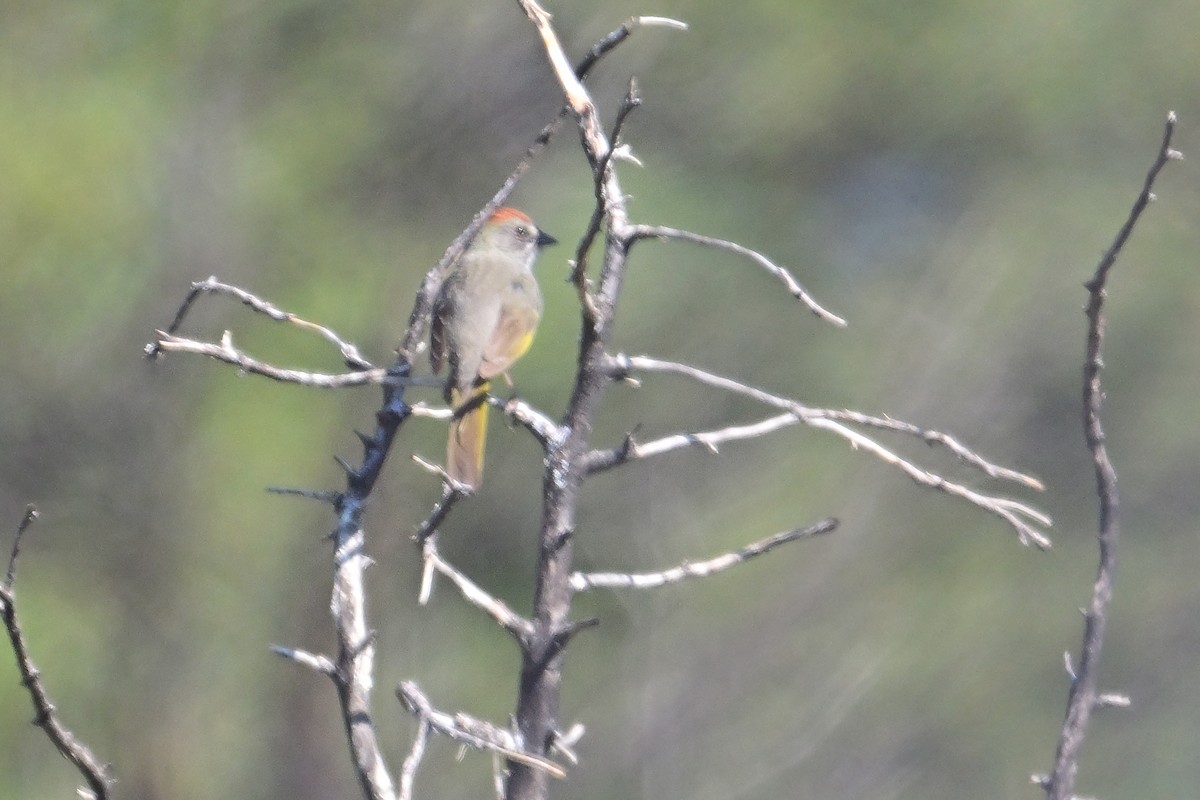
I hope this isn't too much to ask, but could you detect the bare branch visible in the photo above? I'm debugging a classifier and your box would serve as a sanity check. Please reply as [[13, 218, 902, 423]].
[[144, 276, 374, 368], [586, 407, 1038, 489], [2, 507, 114, 800], [1095, 692, 1131, 709], [549, 723, 585, 767], [412, 482, 468, 546], [495, 396, 564, 452], [331, 524, 397, 800], [606, 353, 1051, 547], [271, 644, 338, 678], [630, 224, 847, 327], [585, 411, 802, 473], [418, 537, 534, 642], [4, 504, 37, 589], [408, 402, 455, 421], [818, 409, 1045, 490], [151, 297, 410, 799], [572, 519, 836, 592], [1043, 111, 1180, 800], [398, 718, 431, 800], [153, 330, 390, 388], [412, 454, 475, 498], [397, 682, 567, 780], [573, 15, 687, 78], [569, 79, 645, 323]]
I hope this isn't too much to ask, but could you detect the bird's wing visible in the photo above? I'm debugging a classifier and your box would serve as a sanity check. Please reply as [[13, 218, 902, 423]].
[[479, 304, 539, 380], [430, 277, 455, 376]]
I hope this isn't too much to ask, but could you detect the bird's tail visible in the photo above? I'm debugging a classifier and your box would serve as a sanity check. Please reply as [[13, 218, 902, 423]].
[[447, 382, 489, 490]]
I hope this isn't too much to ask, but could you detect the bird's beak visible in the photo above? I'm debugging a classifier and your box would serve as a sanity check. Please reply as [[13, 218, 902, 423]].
[[536, 230, 557, 248]]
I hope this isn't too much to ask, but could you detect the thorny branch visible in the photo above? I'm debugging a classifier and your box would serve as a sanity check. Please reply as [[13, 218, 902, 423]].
[[2, 506, 114, 800], [1037, 112, 1181, 800], [142, 6, 1062, 800], [149, 14, 674, 800]]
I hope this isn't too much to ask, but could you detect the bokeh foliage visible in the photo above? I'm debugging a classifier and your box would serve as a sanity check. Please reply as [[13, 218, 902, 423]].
[[2, 1, 1198, 798]]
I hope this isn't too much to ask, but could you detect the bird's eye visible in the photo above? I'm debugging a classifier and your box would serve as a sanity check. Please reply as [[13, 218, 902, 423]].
[[514, 226, 529, 239]]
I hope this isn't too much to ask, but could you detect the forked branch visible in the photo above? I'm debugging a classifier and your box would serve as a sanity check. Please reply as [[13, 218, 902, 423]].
[[397, 682, 568, 790], [145, 16, 664, 800], [602, 353, 1051, 548]]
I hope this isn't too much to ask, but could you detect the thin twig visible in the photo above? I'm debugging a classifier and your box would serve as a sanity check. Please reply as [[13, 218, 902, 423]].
[[153, 330, 391, 388], [495, 396, 564, 452], [1, 507, 114, 800], [266, 486, 343, 505], [569, 79, 644, 324], [630, 224, 847, 327], [419, 537, 535, 642], [408, 402, 455, 420], [606, 353, 1051, 547], [820, 409, 1044, 489], [585, 412, 807, 473], [271, 644, 339, 677], [574, 16, 687, 78], [1042, 111, 1181, 800], [398, 718, 431, 800], [397, 682, 568, 779], [571, 518, 837, 591], [412, 454, 475, 497], [145, 276, 374, 368], [413, 483, 467, 545], [4, 504, 37, 589]]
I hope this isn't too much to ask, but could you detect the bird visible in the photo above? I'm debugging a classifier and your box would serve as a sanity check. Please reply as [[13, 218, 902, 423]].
[[430, 207, 556, 490]]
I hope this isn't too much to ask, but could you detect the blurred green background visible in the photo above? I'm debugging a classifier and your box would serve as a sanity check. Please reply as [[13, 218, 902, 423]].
[[2, 1, 1198, 798]]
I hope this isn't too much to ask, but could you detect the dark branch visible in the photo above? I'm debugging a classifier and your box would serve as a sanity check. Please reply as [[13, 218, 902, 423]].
[[4, 504, 36, 589], [1041, 111, 1181, 800], [2, 507, 114, 800], [266, 486, 343, 506], [412, 484, 467, 546]]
